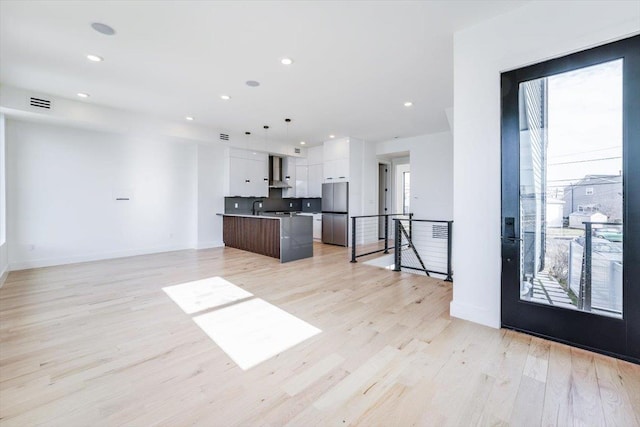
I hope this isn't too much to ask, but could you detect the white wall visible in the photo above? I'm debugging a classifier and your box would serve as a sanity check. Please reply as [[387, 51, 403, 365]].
[[351, 139, 379, 246], [0, 113, 7, 286], [452, 1, 640, 328], [361, 140, 379, 217], [377, 131, 453, 220], [5, 119, 224, 270], [348, 137, 364, 223], [197, 144, 225, 249]]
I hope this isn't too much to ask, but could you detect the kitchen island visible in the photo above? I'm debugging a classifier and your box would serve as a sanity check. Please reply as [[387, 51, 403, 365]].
[[219, 213, 313, 263]]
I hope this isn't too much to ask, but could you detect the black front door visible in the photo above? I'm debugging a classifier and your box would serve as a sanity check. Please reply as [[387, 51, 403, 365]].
[[500, 35, 639, 363]]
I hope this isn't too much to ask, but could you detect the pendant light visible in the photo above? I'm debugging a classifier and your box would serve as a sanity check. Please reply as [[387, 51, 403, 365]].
[[261, 126, 270, 189], [244, 131, 251, 150], [263, 125, 269, 150], [284, 119, 292, 181], [285, 118, 292, 144]]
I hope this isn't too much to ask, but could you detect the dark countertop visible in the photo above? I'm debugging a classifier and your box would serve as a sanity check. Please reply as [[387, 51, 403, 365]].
[[218, 212, 322, 218], [217, 213, 281, 219]]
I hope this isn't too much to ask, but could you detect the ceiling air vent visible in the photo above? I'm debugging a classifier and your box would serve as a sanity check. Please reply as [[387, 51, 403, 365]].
[[219, 133, 229, 141], [294, 147, 301, 154], [29, 97, 52, 110]]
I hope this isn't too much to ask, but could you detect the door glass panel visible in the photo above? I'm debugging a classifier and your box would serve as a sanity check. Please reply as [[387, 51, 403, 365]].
[[519, 59, 623, 318]]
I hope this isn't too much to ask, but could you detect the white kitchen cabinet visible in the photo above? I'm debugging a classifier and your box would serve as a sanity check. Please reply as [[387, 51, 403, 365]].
[[227, 150, 268, 197], [308, 164, 323, 197], [248, 158, 269, 197], [322, 138, 350, 182], [307, 146, 323, 166], [299, 213, 322, 240], [323, 158, 349, 182], [295, 164, 308, 197], [323, 138, 349, 162], [312, 213, 322, 240], [228, 156, 246, 196], [282, 157, 297, 198], [292, 146, 322, 197]]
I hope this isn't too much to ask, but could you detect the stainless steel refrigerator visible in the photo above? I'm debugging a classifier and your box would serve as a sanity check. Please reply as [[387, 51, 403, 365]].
[[321, 182, 348, 246]]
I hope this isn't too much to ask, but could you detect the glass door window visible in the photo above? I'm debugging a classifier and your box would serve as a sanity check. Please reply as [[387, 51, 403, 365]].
[[518, 60, 623, 318]]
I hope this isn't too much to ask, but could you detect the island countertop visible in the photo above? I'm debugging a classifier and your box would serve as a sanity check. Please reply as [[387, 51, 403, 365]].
[[217, 213, 281, 219], [218, 213, 313, 262]]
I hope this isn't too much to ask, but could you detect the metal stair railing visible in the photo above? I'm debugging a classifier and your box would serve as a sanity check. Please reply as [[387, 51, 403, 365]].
[[350, 213, 413, 263], [392, 218, 453, 282]]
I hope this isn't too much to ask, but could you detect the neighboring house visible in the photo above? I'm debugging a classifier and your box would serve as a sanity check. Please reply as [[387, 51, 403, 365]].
[[563, 175, 622, 222]]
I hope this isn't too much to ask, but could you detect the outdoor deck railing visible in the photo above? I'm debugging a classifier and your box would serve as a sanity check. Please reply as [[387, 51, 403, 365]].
[[576, 221, 623, 315]]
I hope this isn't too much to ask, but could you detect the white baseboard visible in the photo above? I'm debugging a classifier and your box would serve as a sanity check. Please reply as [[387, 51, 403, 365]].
[[196, 240, 224, 250], [0, 242, 7, 287], [0, 267, 8, 288], [8, 244, 194, 271], [450, 300, 500, 329]]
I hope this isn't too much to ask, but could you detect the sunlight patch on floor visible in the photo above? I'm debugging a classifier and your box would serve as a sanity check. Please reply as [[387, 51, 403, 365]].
[[193, 298, 322, 370], [362, 254, 442, 278], [163, 277, 322, 370], [162, 276, 253, 314], [362, 254, 396, 270]]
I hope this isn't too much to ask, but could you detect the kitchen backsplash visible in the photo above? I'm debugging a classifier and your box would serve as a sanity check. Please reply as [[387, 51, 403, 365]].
[[224, 196, 321, 215]]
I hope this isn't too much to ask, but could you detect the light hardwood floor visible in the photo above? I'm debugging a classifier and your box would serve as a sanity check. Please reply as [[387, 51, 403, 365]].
[[1, 243, 638, 426]]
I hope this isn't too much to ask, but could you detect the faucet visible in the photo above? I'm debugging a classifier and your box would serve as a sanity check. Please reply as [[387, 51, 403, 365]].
[[252, 200, 263, 216]]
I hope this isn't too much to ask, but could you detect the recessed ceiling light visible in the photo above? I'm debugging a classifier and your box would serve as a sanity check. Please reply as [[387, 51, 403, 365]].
[[300, 141, 306, 145], [404, 101, 413, 107], [220, 95, 231, 100], [281, 58, 294, 65], [185, 116, 194, 121], [246, 80, 260, 87], [77, 92, 90, 98], [86, 54, 103, 62], [329, 134, 335, 139], [91, 22, 116, 36]]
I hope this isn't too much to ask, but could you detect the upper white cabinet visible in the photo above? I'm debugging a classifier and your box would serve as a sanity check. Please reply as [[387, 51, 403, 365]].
[[323, 138, 350, 182], [323, 158, 349, 182], [295, 163, 308, 198], [226, 148, 268, 197], [295, 146, 323, 198], [305, 146, 323, 197], [307, 145, 323, 166], [308, 164, 323, 197], [323, 139, 349, 162], [282, 156, 297, 198]]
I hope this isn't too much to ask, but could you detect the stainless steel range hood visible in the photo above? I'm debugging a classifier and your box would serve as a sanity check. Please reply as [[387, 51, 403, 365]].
[[269, 156, 292, 189]]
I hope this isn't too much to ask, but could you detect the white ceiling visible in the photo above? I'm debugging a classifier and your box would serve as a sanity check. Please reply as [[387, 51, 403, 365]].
[[0, 1, 528, 146]]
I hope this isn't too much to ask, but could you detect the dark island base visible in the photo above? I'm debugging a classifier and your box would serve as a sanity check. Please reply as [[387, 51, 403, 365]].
[[223, 216, 280, 259], [220, 213, 313, 263]]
